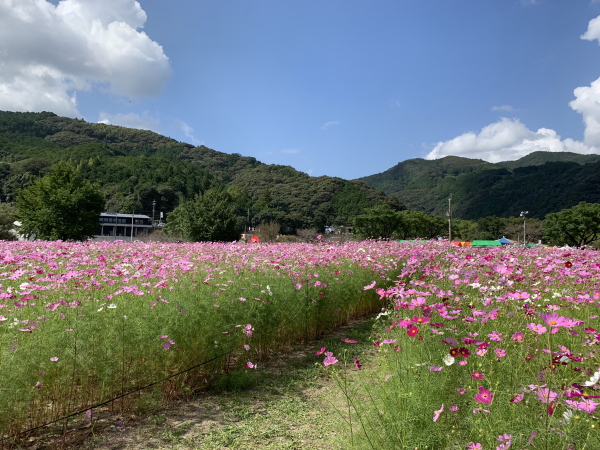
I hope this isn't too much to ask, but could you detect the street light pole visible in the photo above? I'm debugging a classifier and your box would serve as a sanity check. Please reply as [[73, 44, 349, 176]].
[[152, 199, 156, 226], [520, 211, 528, 245], [447, 193, 452, 242]]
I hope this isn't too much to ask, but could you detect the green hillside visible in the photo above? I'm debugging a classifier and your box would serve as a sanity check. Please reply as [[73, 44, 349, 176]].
[[357, 153, 600, 220], [0, 111, 391, 231]]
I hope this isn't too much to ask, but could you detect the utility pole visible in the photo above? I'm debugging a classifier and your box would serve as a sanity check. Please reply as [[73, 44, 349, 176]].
[[520, 211, 528, 245], [152, 199, 156, 226], [131, 210, 135, 242], [447, 193, 453, 242]]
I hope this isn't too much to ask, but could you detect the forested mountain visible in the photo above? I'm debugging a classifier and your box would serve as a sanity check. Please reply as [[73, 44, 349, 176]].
[[357, 152, 600, 220], [0, 111, 391, 231]]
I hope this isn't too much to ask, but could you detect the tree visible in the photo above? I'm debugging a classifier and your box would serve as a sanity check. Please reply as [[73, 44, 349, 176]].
[[0, 203, 17, 240], [544, 202, 600, 247], [16, 162, 105, 241], [164, 186, 239, 242], [353, 203, 403, 239]]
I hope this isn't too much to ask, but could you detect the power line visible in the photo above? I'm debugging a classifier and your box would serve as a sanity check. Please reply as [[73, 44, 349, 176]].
[[0, 349, 232, 443]]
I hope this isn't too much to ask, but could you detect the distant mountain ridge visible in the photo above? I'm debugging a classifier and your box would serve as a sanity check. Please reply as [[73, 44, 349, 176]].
[[357, 152, 600, 219], [0, 111, 390, 230]]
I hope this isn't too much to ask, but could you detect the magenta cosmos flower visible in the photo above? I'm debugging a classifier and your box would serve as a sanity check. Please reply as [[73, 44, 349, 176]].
[[474, 386, 494, 405], [512, 332, 524, 342], [471, 371, 484, 380]]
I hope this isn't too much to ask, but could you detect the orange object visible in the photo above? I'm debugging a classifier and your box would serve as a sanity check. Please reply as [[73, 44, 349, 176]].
[[250, 235, 260, 243]]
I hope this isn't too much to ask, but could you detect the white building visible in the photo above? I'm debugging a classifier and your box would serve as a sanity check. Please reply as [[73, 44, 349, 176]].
[[95, 212, 152, 241]]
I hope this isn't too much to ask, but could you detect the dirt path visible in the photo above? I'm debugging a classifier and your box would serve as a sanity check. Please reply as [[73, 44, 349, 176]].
[[20, 318, 376, 450]]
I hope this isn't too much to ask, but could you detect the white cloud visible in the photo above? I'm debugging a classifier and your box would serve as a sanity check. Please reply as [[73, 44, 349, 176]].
[[426, 14, 600, 163], [491, 105, 515, 112], [0, 0, 171, 117], [172, 119, 202, 146], [321, 120, 340, 129], [425, 118, 594, 162], [281, 148, 299, 154], [98, 112, 160, 132]]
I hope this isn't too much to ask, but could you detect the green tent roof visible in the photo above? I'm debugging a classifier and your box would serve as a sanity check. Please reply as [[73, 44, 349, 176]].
[[471, 240, 502, 247]]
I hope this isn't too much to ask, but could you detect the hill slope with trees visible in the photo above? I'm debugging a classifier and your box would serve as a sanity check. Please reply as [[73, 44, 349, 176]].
[[357, 152, 600, 220], [0, 111, 391, 232]]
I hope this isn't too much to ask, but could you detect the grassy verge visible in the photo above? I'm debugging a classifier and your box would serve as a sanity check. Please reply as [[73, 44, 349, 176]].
[[22, 317, 379, 449]]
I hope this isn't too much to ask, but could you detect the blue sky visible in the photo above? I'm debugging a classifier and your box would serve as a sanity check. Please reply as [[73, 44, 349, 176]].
[[3, 1, 600, 179]]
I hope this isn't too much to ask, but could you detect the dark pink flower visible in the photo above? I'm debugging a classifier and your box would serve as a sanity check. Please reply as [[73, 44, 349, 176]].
[[474, 386, 493, 405]]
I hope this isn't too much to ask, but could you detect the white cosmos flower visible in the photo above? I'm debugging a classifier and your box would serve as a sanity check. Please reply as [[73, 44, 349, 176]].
[[108, 304, 117, 309], [584, 369, 600, 387], [97, 307, 103, 312], [443, 355, 455, 366], [563, 408, 573, 423]]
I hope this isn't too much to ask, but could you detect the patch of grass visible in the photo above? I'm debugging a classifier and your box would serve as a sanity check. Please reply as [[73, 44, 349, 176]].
[[75, 316, 379, 450]]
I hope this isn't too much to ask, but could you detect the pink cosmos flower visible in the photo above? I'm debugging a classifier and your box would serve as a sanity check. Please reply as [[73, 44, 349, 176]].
[[162, 342, 171, 350], [512, 332, 524, 342], [323, 352, 338, 366], [528, 323, 547, 335], [474, 386, 493, 404], [510, 393, 524, 403], [494, 348, 506, 357], [35, 381, 41, 389], [244, 344, 250, 351], [397, 319, 412, 328], [342, 338, 358, 343], [476, 348, 488, 357], [487, 331, 503, 341], [50, 357, 58, 362], [574, 399, 599, 414], [457, 388, 466, 394], [450, 406, 459, 411], [471, 371, 484, 380], [315, 347, 326, 355], [429, 366, 443, 371], [245, 362, 256, 369], [432, 404, 444, 422], [459, 360, 468, 366], [381, 339, 397, 344], [536, 388, 558, 404], [364, 281, 376, 290], [468, 442, 482, 450], [540, 312, 570, 328]]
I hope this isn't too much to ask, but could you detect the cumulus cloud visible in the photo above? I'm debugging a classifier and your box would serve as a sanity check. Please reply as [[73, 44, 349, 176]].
[[281, 148, 299, 154], [321, 120, 340, 129], [425, 118, 593, 162], [426, 14, 600, 163], [98, 112, 160, 132], [0, 0, 171, 117], [172, 119, 202, 146], [491, 105, 515, 112]]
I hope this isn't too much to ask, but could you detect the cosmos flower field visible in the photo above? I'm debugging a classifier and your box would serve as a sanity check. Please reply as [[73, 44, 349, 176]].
[[2, 240, 600, 449], [321, 243, 600, 449], [0, 239, 404, 440]]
